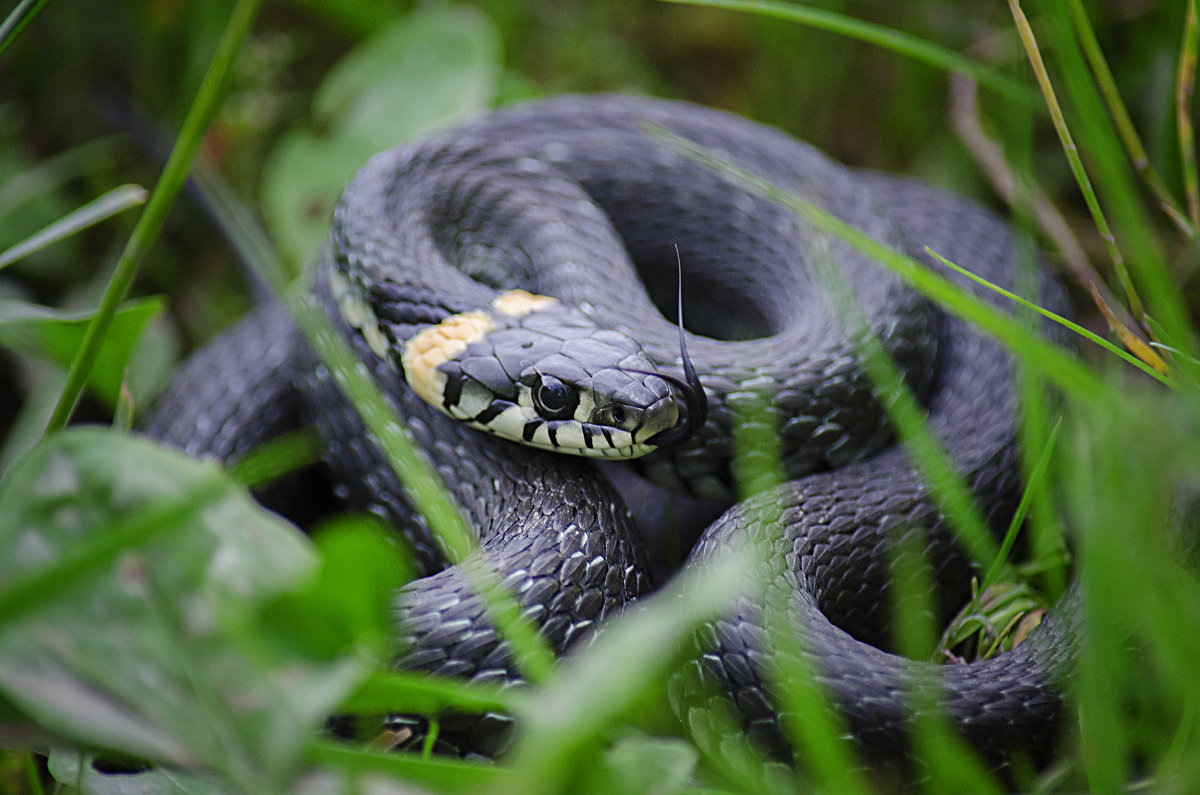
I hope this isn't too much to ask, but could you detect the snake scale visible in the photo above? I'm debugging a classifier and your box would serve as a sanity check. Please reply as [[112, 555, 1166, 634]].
[[146, 95, 1076, 764]]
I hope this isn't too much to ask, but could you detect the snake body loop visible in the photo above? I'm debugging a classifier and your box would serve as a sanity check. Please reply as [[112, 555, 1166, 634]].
[[147, 95, 1075, 761]]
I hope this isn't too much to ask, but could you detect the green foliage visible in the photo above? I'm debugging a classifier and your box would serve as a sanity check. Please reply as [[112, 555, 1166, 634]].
[[0, 297, 163, 407], [263, 5, 502, 268], [0, 429, 355, 791], [2, 0, 1200, 793]]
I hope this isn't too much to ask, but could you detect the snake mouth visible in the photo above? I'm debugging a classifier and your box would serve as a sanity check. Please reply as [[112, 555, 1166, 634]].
[[639, 368, 706, 447]]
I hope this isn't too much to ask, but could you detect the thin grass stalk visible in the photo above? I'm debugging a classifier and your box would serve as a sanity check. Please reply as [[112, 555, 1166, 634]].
[[338, 670, 513, 716], [647, 124, 1104, 397], [24, 752, 45, 795], [305, 739, 511, 791], [1064, 0, 1192, 234], [41, 0, 264, 437], [153, 93, 558, 687], [225, 427, 324, 489], [950, 78, 1166, 379], [729, 397, 868, 792], [825, 267, 999, 568], [950, 76, 1091, 306], [887, 532, 1002, 794], [999, 104, 1071, 601], [924, 249, 1172, 385], [949, 75, 1169, 376], [0, 0, 51, 55], [1177, 0, 1200, 227], [0, 135, 123, 215], [764, 589, 869, 795], [981, 419, 1060, 594], [503, 554, 749, 794], [113, 377, 134, 432], [1007, 0, 1145, 322], [286, 289, 556, 684], [1041, 3, 1199, 372], [0, 185, 148, 271], [1072, 423, 1134, 790], [661, 0, 1038, 107]]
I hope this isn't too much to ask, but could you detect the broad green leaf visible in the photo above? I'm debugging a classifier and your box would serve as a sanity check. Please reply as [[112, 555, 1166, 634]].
[[0, 296, 164, 407], [262, 4, 502, 268], [314, 4, 501, 150], [0, 428, 362, 792], [589, 734, 698, 795], [258, 514, 414, 662], [47, 750, 226, 795], [260, 129, 369, 271]]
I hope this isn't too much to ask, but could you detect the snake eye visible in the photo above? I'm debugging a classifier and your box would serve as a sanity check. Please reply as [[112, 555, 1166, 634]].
[[533, 375, 578, 420]]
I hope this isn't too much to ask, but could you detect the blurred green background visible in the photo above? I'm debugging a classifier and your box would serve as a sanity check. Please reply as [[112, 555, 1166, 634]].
[[2, 0, 1191, 353], [3, 2, 1200, 791]]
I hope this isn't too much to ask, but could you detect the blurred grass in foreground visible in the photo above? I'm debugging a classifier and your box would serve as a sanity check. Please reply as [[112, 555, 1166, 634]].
[[1, 0, 1199, 793]]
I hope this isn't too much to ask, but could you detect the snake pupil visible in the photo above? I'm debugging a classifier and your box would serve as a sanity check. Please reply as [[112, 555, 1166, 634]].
[[534, 375, 577, 420]]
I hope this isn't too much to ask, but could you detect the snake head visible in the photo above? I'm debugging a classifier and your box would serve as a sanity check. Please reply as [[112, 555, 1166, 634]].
[[398, 290, 704, 458]]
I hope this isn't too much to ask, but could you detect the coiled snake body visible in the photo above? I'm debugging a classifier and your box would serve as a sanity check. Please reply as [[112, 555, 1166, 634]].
[[148, 95, 1075, 762]]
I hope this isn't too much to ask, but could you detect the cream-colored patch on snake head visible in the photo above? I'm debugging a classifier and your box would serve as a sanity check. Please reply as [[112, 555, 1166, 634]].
[[400, 311, 495, 409], [492, 289, 558, 318]]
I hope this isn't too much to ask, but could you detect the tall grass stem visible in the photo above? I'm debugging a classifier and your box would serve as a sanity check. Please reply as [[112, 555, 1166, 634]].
[[41, 0, 264, 437]]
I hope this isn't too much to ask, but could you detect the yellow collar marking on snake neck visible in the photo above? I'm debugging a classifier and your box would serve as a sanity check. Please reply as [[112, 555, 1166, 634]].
[[400, 290, 560, 409], [401, 310, 495, 409], [492, 289, 559, 317]]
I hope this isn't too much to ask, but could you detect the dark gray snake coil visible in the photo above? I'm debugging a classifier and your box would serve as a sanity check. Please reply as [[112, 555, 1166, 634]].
[[147, 95, 1076, 763]]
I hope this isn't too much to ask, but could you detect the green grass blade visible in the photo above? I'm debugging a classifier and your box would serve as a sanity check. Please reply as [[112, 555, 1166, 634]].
[[981, 418, 1061, 593], [759, 571, 868, 792], [0, 184, 147, 271], [1176, 0, 1200, 227], [815, 259, 998, 568], [1007, 0, 1143, 322], [306, 739, 511, 792], [0, 0, 51, 56], [189, 157, 295, 291], [887, 532, 1003, 793], [339, 670, 513, 716], [648, 123, 1103, 400], [1064, 0, 1191, 233], [0, 474, 228, 625], [23, 752, 45, 795], [226, 426, 324, 489], [725, 378, 864, 791], [924, 247, 1173, 386], [662, 0, 1039, 107], [286, 289, 556, 683], [0, 135, 122, 216], [1036, 3, 1196, 366], [42, 0, 263, 437], [164, 58, 557, 686], [505, 552, 749, 794]]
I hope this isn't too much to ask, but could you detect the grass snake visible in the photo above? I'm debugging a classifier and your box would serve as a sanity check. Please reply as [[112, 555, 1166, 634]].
[[146, 95, 1076, 764]]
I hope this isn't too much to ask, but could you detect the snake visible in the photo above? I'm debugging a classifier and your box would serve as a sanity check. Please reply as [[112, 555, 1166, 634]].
[[145, 94, 1077, 764]]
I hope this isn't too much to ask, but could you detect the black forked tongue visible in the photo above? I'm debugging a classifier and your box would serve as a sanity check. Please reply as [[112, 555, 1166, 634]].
[[644, 245, 707, 447]]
